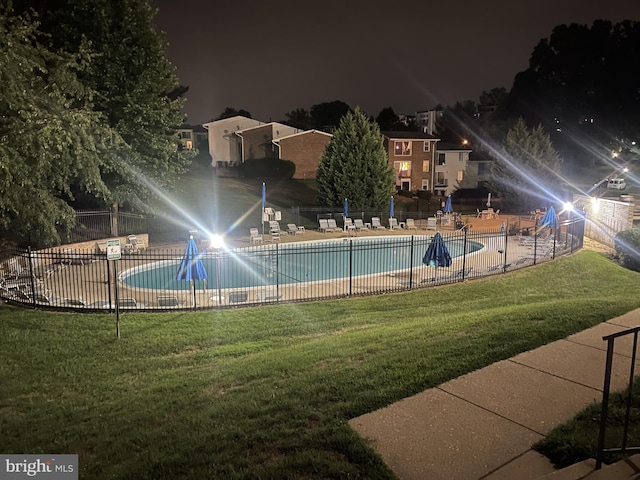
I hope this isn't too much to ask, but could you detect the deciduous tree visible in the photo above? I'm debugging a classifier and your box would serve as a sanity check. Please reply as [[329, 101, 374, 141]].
[[0, 10, 122, 245], [11, 0, 192, 211]]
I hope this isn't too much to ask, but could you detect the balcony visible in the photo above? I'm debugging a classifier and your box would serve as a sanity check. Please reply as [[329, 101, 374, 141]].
[[398, 170, 411, 178], [434, 180, 448, 187]]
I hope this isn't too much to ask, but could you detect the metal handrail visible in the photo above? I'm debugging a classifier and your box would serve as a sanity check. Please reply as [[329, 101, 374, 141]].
[[596, 326, 640, 469]]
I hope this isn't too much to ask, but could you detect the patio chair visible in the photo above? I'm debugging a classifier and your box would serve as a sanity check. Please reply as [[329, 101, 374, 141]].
[[494, 209, 500, 219], [249, 228, 263, 244], [477, 208, 482, 218], [426, 217, 437, 230], [388, 218, 399, 230], [344, 218, 356, 234], [158, 295, 186, 307], [318, 219, 330, 232], [405, 218, 418, 230], [371, 217, 385, 230], [269, 221, 281, 233], [127, 235, 146, 253], [287, 224, 304, 235], [327, 219, 339, 231], [353, 219, 368, 230], [447, 267, 472, 281], [228, 291, 249, 303]]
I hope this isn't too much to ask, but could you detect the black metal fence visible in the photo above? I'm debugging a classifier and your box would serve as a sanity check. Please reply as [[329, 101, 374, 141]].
[[1, 216, 584, 312], [59, 209, 147, 246]]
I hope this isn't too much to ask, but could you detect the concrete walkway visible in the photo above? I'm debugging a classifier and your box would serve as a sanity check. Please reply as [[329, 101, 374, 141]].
[[349, 309, 640, 480]]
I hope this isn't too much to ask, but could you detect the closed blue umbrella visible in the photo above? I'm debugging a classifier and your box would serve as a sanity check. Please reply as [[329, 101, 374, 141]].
[[261, 182, 266, 209], [343, 198, 348, 218], [422, 232, 452, 267], [444, 195, 453, 213], [539, 206, 557, 229], [176, 236, 208, 309], [390, 196, 395, 218]]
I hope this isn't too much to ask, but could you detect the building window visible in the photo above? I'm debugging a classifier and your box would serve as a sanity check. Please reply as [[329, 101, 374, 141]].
[[180, 131, 192, 139], [423, 141, 430, 152], [457, 170, 463, 181], [422, 160, 429, 172], [394, 140, 412, 156], [421, 179, 429, 190], [435, 172, 447, 186], [438, 153, 446, 165], [394, 161, 411, 178]]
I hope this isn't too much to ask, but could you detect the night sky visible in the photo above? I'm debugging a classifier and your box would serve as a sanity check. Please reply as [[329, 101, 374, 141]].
[[152, 0, 640, 125]]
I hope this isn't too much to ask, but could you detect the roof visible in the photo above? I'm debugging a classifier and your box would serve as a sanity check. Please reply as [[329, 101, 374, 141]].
[[468, 151, 493, 162], [381, 131, 439, 140], [234, 121, 297, 135], [272, 129, 333, 143], [436, 142, 472, 152]]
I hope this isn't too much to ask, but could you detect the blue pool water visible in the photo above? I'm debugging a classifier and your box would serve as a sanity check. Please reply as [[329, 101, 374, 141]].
[[120, 236, 483, 291]]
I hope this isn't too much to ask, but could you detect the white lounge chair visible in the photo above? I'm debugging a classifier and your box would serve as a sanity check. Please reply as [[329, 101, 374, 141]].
[[405, 219, 418, 230], [389, 218, 399, 230], [249, 228, 263, 244], [158, 295, 186, 307], [127, 235, 146, 253], [344, 218, 356, 234], [287, 224, 304, 235], [318, 219, 330, 232], [371, 217, 385, 230], [354, 219, 368, 230], [327, 219, 339, 231]]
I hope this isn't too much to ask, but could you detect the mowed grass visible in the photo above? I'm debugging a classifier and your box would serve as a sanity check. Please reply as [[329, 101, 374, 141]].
[[2, 251, 640, 479]]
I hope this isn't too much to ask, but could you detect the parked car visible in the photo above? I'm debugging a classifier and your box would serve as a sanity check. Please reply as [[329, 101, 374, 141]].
[[607, 178, 627, 190]]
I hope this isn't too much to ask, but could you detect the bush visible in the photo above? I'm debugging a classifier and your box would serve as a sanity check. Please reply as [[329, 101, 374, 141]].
[[397, 189, 413, 198], [240, 158, 296, 179], [614, 228, 640, 272]]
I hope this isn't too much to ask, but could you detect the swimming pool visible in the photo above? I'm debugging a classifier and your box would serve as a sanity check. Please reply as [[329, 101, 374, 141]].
[[120, 235, 484, 291]]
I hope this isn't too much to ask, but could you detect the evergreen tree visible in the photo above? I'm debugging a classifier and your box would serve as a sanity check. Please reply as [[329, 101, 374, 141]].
[[316, 108, 394, 210], [489, 118, 562, 211]]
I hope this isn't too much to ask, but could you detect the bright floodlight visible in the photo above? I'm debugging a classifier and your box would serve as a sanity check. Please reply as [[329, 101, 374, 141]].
[[563, 201, 574, 212], [209, 234, 224, 250]]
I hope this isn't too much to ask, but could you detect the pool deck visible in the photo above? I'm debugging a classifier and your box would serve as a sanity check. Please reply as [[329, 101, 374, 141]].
[[222, 214, 530, 248]]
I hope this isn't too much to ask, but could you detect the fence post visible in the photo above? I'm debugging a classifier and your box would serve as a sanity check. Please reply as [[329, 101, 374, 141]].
[[111, 203, 119, 237], [27, 247, 37, 308], [409, 235, 415, 287], [348, 239, 353, 296], [462, 229, 468, 280]]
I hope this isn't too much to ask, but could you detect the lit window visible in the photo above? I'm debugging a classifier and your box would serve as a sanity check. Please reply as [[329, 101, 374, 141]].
[[394, 141, 412, 156], [457, 170, 463, 181], [422, 161, 429, 172], [394, 161, 411, 177]]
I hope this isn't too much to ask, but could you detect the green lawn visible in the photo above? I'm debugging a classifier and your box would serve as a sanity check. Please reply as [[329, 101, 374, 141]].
[[2, 251, 640, 479]]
